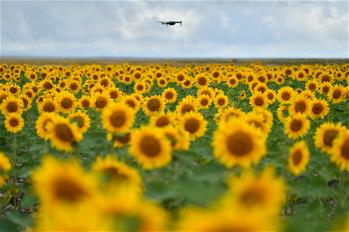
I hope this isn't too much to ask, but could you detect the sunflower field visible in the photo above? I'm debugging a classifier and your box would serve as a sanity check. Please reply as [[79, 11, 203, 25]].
[[0, 62, 348, 231]]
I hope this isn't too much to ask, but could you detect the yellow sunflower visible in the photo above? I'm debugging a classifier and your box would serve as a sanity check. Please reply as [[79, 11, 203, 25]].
[[212, 118, 266, 168], [180, 112, 207, 140], [1, 96, 23, 115], [129, 127, 172, 169], [162, 88, 177, 103], [284, 114, 310, 139], [47, 116, 83, 152], [176, 96, 199, 115], [142, 95, 165, 116], [55, 91, 76, 114], [68, 111, 91, 134], [102, 103, 134, 133], [309, 99, 329, 119], [31, 156, 97, 207], [250, 92, 269, 109], [91, 92, 111, 111], [38, 98, 57, 113], [79, 96, 91, 109], [0, 152, 11, 173], [214, 93, 229, 109], [289, 95, 311, 116], [328, 85, 347, 104], [314, 122, 346, 154], [223, 167, 286, 215], [329, 130, 349, 172], [4, 113, 24, 133], [150, 112, 174, 128], [278, 86, 294, 104], [197, 94, 212, 109], [92, 155, 143, 193], [35, 112, 55, 140], [288, 140, 310, 176]]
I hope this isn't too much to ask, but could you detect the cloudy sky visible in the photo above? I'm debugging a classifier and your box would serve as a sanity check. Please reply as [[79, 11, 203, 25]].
[[1, 0, 348, 58]]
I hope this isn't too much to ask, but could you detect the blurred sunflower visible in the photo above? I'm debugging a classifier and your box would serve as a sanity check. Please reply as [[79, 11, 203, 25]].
[[288, 140, 310, 176], [102, 103, 134, 133], [330, 130, 349, 172], [213, 118, 266, 168], [162, 88, 177, 103], [314, 122, 346, 154], [4, 113, 24, 133], [129, 127, 172, 169], [284, 114, 310, 139], [142, 95, 165, 116], [309, 99, 329, 119], [180, 112, 207, 140], [69, 111, 91, 134], [55, 91, 76, 114]]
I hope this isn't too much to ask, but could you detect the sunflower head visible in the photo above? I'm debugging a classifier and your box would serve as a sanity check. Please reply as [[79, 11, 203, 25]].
[[288, 141, 310, 176]]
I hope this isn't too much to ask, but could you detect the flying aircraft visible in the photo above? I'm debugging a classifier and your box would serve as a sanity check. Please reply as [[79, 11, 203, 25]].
[[158, 21, 182, 26]]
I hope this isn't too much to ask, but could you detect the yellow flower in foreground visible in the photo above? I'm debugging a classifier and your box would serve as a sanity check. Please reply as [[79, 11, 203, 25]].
[[288, 141, 310, 176]]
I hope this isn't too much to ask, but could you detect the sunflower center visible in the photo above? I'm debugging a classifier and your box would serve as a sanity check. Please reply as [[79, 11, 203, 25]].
[[201, 98, 209, 106], [340, 138, 349, 160], [156, 116, 170, 128], [217, 98, 226, 106], [322, 86, 330, 94], [95, 97, 107, 108], [292, 150, 303, 165], [70, 83, 78, 90], [9, 118, 19, 127], [282, 92, 290, 101], [198, 77, 207, 85], [54, 123, 74, 143], [295, 101, 306, 113], [147, 99, 161, 111], [323, 129, 338, 147], [333, 89, 341, 99], [103, 167, 129, 181], [309, 83, 316, 90], [240, 187, 265, 207], [115, 133, 131, 144], [254, 97, 264, 106], [53, 177, 89, 202], [6, 102, 18, 113], [110, 91, 119, 99], [312, 103, 323, 115], [43, 102, 55, 112], [139, 135, 161, 157], [226, 131, 253, 157], [290, 119, 303, 132], [126, 100, 136, 109], [165, 92, 174, 100], [81, 99, 90, 108], [184, 118, 200, 134], [61, 97, 73, 109], [181, 104, 194, 114], [110, 110, 126, 128]]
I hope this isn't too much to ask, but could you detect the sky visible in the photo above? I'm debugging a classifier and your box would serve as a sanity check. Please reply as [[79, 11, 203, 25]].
[[0, 0, 348, 58]]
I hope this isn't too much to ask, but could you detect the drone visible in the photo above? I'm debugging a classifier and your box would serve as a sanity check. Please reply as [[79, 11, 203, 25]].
[[158, 21, 182, 26]]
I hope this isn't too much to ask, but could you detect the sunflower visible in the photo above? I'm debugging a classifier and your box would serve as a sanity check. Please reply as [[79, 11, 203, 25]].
[[180, 112, 207, 140], [55, 91, 76, 114], [226, 76, 239, 88], [108, 87, 123, 101], [162, 88, 177, 103], [0, 152, 11, 173], [213, 118, 266, 168], [91, 92, 111, 111], [163, 126, 190, 151], [142, 95, 165, 116], [305, 80, 318, 92], [38, 98, 57, 113], [195, 74, 209, 87], [111, 131, 131, 148], [79, 96, 91, 109], [35, 113, 55, 140], [250, 92, 269, 109], [150, 112, 174, 128], [69, 111, 91, 134], [197, 94, 212, 109], [288, 141, 310, 176], [245, 112, 272, 135], [134, 81, 148, 94], [1, 96, 23, 115], [123, 95, 140, 112], [328, 85, 347, 103], [4, 113, 24, 133], [309, 99, 329, 119], [176, 96, 199, 115], [320, 82, 332, 95], [47, 116, 83, 152], [67, 80, 80, 93], [92, 155, 143, 193], [289, 95, 311, 116], [102, 103, 134, 133], [329, 130, 349, 172], [223, 167, 286, 215], [314, 122, 346, 154], [216, 106, 246, 123], [278, 87, 294, 103], [284, 114, 310, 139], [177, 205, 277, 232], [31, 156, 97, 206], [129, 127, 172, 169], [265, 89, 276, 103], [214, 94, 229, 109]]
